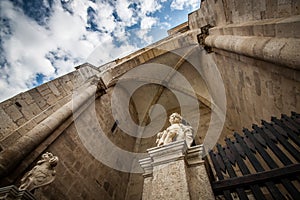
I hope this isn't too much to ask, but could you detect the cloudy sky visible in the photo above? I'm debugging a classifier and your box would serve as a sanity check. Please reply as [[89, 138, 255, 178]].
[[0, 0, 200, 102]]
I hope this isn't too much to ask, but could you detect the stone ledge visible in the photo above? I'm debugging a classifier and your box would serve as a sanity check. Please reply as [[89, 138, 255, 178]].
[[148, 140, 187, 167], [139, 141, 204, 176], [138, 157, 153, 177], [208, 15, 300, 38], [185, 144, 204, 167]]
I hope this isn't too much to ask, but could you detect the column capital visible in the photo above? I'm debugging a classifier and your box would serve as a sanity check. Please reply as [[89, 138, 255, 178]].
[[89, 76, 107, 91]]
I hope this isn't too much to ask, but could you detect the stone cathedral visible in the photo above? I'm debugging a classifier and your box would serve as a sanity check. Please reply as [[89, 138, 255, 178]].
[[0, 0, 299, 199]]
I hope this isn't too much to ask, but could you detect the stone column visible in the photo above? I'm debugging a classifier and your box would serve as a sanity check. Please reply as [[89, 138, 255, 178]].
[[0, 77, 106, 178], [139, 140, 215, 200]]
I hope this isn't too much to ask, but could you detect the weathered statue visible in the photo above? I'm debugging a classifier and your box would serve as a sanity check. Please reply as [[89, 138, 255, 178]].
[[19, 152, 59, 192], [156, 113, 194, 147]]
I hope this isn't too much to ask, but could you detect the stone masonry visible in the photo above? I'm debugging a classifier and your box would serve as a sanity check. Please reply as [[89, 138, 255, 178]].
[[139, 141, 214, 200], [0, 0, 299, 199]]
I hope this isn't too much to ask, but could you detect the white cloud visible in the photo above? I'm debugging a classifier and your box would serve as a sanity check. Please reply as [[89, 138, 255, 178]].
[[140, 16, 159, 30], [138, 0, 162, 15], [170, 0, 200, 10], [0, 0, 177, 102], [92, 3, 117, 33], [0, 1, 55, 92], [0, 0, 121, 101], [115, 0, 136, 26], [136, 29, 154, 44]]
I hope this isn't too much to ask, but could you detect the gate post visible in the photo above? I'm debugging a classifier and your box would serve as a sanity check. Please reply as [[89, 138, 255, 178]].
[[139, 140, 215, 200]]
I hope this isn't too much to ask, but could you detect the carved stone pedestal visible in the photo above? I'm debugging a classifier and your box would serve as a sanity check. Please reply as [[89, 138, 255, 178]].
[[139, 140, 215, 200], [0, 186, 36, 200]]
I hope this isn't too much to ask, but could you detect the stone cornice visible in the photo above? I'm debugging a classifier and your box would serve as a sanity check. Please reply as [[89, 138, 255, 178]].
[[139, 141, 204, 177]]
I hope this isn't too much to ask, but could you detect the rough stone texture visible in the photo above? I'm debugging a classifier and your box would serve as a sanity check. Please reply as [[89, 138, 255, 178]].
[[0, 70, 86, 151], [0, 81, 100, 180], [188, 0, 300, 139], [30, 97, 136, 200], [211, 48, 300, 137], [141, 175, 153, 200], [0, 0, 299, 199], [0, 185, 36, 200], [187, 164, 214, 200], [0, 107, 18, 140], [140, 141, 190, 200], [125, 173, 144, 200], [189, 0, 300, 30], [140, 142, 214, 200], [150, 161, 190, 200]]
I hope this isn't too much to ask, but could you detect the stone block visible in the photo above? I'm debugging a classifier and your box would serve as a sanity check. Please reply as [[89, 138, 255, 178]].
[[33, 112, 48, 124], [222, 27, 232, 35], [292, 0, 300, 15], [44, 93, 57, 105], [253, 24, 264, 36], [0, 99, 12, 109], [275, 21, 289, 38], [17, 121, 37, 136], [139, 142, 213, 200], [137, 54, 145, 64], [265, 0, 277, 18], [0, 107, 18, 138], [0, 131, 21, 149], [294, 21, 300, 38], [20, 102, 42, 121], [4, 104, 23, 122], [47, 82, 61, 96], [60, 80, 73, 94], [68, 181, 82, 197], [73, 161, 82, 172], [147, 50, 155, 60], [39, 88, 52, 97], [16, 117, 26, 126], [36, 83, 49, 93], [64, 133, 77, 151], [276, 16, 300, 38], [28, 89, 48, 110], [233, 25, 253, 36], [20, 92, 35, 104], [153, 48, 168, 57], [278, 2, 292, 17], [187, 165, 215, 200], [263, 23, 276, 37]]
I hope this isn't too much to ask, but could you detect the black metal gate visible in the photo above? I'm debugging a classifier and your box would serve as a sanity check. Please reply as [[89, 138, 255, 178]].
[[208, 112, 300, 199]]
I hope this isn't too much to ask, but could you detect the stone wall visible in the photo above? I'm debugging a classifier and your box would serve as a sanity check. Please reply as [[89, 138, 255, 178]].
[[1, 0, 299, 199], [0, 71, 85, 151], [188, 0, 300, 135], [0, 25, 206, 199], [27, 87, 138, 200], [215, 49, 299, 133], [189, 0, 300, 29]]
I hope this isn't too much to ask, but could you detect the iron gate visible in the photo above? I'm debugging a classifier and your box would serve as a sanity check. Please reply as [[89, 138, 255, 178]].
[[208, 112, 300, 199]]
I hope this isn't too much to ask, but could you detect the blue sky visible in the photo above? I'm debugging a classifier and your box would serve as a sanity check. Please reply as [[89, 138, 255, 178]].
[[0, 0, 200, 102]]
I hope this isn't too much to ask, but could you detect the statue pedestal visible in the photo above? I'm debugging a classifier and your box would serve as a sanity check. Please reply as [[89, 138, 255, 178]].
[[0, 185, 36, 200], [139, 140, 215, 200]]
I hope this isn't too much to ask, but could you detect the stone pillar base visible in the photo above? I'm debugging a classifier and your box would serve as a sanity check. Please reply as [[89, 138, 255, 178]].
[[139, 140, 215, 200]]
